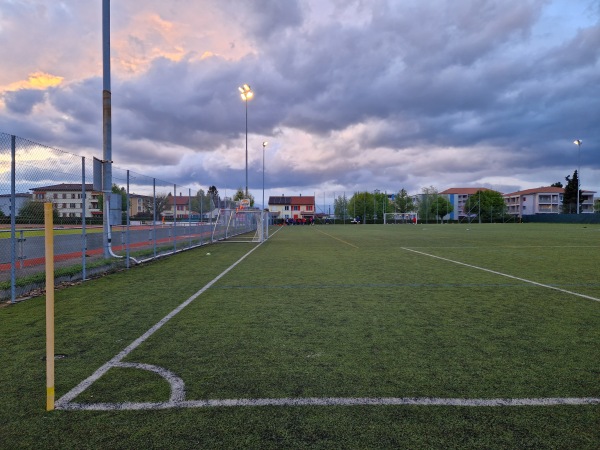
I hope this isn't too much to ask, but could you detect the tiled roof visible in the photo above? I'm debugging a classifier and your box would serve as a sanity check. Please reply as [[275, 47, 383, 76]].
[[439, 187, 493, 195], [290, 196, 315, 205], [168, 196, 191, 206], [503, 186, 564, 196], [30, 183, 95, 191]]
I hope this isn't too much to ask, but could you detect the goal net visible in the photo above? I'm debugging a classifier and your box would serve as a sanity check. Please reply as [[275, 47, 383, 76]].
[[211, 209, 269, 243], [384, 212, 418, 224]]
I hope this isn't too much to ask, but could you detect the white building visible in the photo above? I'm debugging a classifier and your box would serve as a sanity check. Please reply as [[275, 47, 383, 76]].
[[29, 183, 101, 218], [503, 186, 596, 216]]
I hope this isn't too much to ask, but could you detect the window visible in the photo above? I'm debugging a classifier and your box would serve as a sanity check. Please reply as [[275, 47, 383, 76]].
[[36, 194, 44, 200], [293, 206, 300, 211], [62, 194, 67, 199], [306, 205, 313, 211], [53, 193, 58, 199], [71, 193, 76, 199], [70, 203, 76, 208], [284, 206, 290, 211]]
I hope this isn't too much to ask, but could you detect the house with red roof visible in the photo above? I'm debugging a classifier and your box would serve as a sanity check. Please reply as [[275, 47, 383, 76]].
[[268, 194, 315, 222]]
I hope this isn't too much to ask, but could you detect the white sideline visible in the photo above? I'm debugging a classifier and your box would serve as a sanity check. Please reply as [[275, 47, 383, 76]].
[[401, 247, 600, 303], [57, 396, 600, 411]]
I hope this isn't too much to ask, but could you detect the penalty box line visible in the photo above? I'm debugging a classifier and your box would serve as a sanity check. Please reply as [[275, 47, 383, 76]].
[[401, 247, 600, 303], [55, 241, 266, 408]]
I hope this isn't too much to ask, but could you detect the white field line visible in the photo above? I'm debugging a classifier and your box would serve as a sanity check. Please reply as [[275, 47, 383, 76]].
[[401, 247, 600, 303], [55, 241, 267, 408], [57, 396, 600, 411], [56, 230, 599, 411]]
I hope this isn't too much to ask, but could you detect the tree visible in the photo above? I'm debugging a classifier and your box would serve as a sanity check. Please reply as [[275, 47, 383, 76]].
[[97, 184, 127, 212], [191, 189, 213, 215], [18, 200, 58, 223], [207, 186, 219, 209], [334, 194, 349, 219], [463, 190, 507, 222], [233, 187, 255, 207], [551, 182, 563, 188], [417, 186, 438, 222], [394, 188, 415, 213], [562, 171, 581, 214], [429, 196, 453, 222], [347, 191, 372, 223], [154, 193, 170, 218]]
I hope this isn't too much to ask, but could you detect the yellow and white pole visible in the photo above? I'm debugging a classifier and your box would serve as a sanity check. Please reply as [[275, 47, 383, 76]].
[[44, 203, 55, 411]]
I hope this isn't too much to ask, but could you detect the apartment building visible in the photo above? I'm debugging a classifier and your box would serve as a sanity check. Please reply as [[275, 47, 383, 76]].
[[439, 187, 493, 220], [504, 187, 595, 216], [29, 183, 101, 218]]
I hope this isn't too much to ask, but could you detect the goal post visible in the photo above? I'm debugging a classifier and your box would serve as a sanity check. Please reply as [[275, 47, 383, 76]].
[[383, 212, 418, 224], [211, 209, 268, 243]]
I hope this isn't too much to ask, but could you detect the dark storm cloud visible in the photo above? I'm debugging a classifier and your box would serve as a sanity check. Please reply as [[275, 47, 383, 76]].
[[3, 89, 45, 114], [1, 0, 599, 196]]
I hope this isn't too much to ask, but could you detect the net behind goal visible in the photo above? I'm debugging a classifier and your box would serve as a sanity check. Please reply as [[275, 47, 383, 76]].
[[211, 209, 269, 242], [383, 212, 418, 224]]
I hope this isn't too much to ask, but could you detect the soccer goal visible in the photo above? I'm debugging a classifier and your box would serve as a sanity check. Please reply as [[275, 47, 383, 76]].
[[211, 209, 269, 243], [383, 212, 418, 224]]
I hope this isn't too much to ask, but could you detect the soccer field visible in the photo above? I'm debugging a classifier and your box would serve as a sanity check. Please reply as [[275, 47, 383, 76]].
[[1, 223, 599, 448]]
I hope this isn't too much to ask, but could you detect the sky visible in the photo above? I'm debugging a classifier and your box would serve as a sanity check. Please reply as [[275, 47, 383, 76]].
[[1, 0, 599, 210]]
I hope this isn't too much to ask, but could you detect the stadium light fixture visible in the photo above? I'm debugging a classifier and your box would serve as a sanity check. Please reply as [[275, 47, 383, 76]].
[[573, 139, 582, 214], [239, 84, 254, 197]]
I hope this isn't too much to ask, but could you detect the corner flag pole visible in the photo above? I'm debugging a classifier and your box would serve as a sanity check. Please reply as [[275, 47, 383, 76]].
[[45, 202, 55, 411]]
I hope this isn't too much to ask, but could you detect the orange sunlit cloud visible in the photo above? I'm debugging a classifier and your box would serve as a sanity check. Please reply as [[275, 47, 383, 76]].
[[1, 72, 64, 93]]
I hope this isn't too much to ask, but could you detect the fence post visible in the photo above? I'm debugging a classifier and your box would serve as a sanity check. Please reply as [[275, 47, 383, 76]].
[[126, 170, 130, 269], [153, 178, 157, 258], [188, 188, 192, 249], [10, 135, 16, 303], [173, 183, 177, 253], [81, 157, 87, 281]]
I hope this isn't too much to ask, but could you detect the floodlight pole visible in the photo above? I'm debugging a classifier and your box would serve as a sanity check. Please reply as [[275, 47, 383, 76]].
[[573, 139, 582, 214], [262, 141, 268, 210], [102, 0, 113, 258], [238, 84, 253, 198]]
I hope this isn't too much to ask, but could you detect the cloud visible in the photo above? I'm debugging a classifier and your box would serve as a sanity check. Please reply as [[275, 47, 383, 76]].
[[1, 0, 599, 206]]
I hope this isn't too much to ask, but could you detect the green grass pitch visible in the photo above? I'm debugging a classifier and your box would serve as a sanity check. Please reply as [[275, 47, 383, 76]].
[[1, 223, 598, 448]]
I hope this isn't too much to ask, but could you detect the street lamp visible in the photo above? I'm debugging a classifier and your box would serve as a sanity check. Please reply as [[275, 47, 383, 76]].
[[573, 139, 582, 214], [262, 141, 268, 210], [238, 84, 254, 198]]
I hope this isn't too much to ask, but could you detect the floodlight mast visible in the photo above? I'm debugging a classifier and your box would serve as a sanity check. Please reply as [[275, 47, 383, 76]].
[[262, 141, 268, 210], [238, 84, 253, 198], [573, 139, 582, 214], [102, 0, 112, 258]]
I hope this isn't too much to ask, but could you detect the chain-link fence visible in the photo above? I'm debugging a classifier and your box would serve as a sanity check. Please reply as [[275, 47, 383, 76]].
[[1, 132, 261, 303]]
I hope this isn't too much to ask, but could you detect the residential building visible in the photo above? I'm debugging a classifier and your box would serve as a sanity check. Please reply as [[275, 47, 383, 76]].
[[268, 195, 316, 221], [163, 193, 196, 219], [504, 187, 596, 216], [439, 188, 493, 221], [0, 193, 31, 217], [129, 194, 153, 218], [29, 183, 101, 218]]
